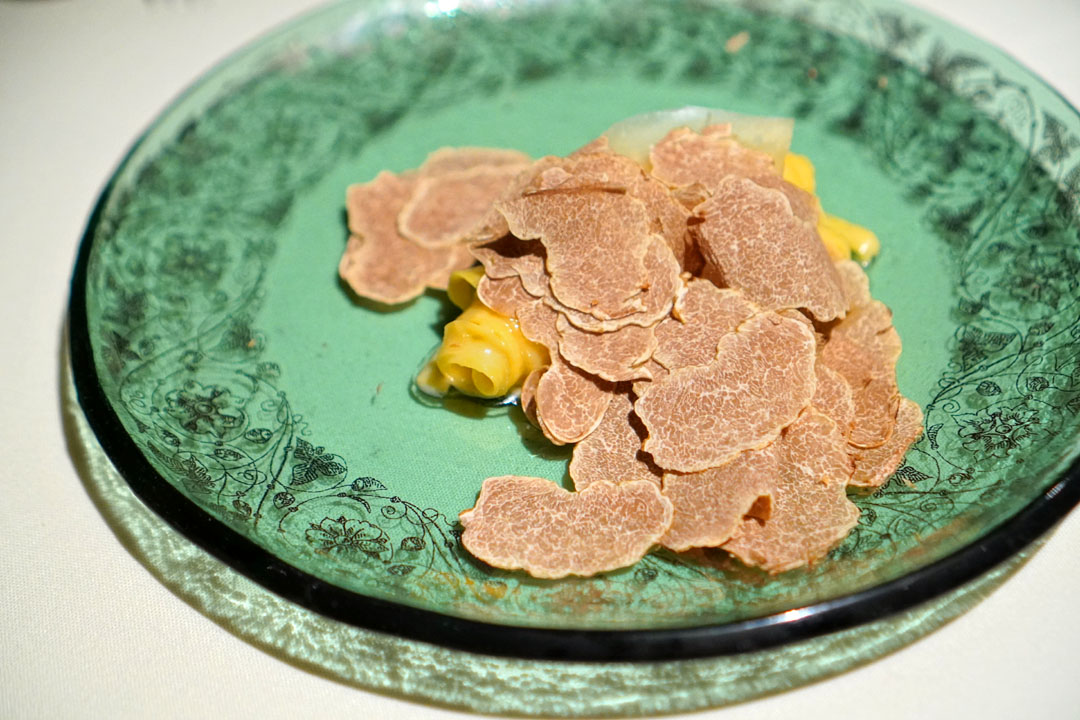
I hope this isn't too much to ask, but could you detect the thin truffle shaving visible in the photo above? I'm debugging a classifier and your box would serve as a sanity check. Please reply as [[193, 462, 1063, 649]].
[[418, 146, 532, 176], [471, 234, 550, 297], [569, 393, 663, 491], [497, 189, 653, 320], [692, 176, 847, 322], [533, 355, 614, 445], [652, 279, 758, 371], [341, 147, 534, 304], [722, 410, 860, 573], [849, 397, 924, 488], [660, 456, 774, 553], [812, 363, 856, 438], [475, 273, 536, 319], [819, 300, 904, 448], [340, 172, 475, 304], [636, 312, 818, 473], [544, 234, 681, 333], [459, 476, 674, 579], [555, 314, 656, 383], [400, 164, 530, 248], [649, 126, 777, 191]]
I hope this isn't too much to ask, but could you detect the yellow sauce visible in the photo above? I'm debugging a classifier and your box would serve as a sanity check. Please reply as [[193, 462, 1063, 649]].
[[416, 267, 549, 399], [783, 153, 880, 264]]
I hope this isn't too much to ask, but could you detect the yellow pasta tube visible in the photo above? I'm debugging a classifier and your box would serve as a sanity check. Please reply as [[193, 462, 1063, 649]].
[[417, 271, 549, 399], [446, 265, 485, 310], [818, 212, 880, 264], [782, 152, 816, 194], [783, 152, 880, 264]]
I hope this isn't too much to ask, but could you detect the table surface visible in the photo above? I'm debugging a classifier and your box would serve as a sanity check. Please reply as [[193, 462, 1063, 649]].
[[2, 1, 1078, 718]]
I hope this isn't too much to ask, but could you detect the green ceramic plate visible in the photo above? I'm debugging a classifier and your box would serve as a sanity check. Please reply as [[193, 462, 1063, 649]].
[[68, 0, 1080, 713]]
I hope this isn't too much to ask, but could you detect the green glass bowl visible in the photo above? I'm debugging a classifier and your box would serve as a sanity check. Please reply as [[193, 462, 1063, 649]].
[[67, 0, 1080, 713]]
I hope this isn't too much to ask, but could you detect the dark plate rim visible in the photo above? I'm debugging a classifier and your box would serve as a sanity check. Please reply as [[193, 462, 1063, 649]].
[[65, 0, 1080, 663]]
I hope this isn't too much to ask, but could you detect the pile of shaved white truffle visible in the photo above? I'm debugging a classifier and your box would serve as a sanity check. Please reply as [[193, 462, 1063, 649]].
[[341, 108, 922, 579]]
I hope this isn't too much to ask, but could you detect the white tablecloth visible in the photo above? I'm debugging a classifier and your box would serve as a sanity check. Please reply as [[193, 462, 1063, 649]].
[[2, 1, 1078, 717]]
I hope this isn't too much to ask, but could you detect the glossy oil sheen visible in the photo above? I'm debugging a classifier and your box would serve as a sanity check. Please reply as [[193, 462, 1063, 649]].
[[81, 0, 1080, 635]]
